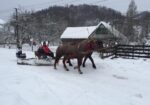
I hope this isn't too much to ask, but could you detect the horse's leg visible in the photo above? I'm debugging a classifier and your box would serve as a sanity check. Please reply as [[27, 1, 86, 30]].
[[89, 55, 96, 69], [54, 54, 62, 70], [82, 55, 88, 67], [54, 58, 58, 69], [63, 56, 69, 71], [67, 59, 73, 66], [77, 58, 83, 74]]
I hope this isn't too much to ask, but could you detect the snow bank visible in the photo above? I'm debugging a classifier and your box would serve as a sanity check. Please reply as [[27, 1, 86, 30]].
[[0, 47, 150, 105]]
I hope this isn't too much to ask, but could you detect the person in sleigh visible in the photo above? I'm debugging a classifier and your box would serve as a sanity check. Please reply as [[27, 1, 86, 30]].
[[35, 41, 55, 59], [16, 45, 26, 59]]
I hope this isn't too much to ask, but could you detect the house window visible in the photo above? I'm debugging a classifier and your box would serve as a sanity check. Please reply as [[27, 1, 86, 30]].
[[96, 24, 109, 35]]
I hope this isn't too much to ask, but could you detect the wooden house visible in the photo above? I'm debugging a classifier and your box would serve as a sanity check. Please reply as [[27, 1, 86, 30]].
[[60, 21, 128, 45]]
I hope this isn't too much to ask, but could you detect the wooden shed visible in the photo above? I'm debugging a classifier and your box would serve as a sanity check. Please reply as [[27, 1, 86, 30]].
[[60, 21, 128, 44]]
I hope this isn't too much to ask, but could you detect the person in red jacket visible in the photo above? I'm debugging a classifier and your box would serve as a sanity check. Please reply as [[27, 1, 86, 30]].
[[41, 41, 55, 59]]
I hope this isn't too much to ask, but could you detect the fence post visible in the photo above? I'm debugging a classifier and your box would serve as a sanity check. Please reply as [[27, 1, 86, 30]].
[[114, 45, 118, 58], [148, 45, 150, 58], [132, 45, 134, 59], [143, 44, 145, 54]]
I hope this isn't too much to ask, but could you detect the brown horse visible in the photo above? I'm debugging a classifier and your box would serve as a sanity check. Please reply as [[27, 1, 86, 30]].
[[54, 39, 102, 74], [67, 40, 103, 69]]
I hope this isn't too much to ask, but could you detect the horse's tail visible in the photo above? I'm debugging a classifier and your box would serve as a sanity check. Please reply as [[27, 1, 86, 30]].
[[54, 46, 63, 69]]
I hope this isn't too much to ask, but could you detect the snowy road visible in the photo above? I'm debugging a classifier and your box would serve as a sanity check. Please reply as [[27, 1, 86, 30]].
[[0, 47, 150, 105]]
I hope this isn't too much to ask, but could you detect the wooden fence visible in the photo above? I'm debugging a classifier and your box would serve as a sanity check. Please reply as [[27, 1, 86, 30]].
[[100, 46, 116, 59], [101, 44, 150, 59]]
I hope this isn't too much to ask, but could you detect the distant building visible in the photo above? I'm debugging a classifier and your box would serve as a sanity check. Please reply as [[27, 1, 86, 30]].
[[60, 21, 128, 45], [0, 19, 5, 29]]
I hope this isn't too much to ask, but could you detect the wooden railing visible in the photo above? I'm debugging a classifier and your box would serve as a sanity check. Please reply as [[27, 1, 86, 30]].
[[101, 44, 150, 59]]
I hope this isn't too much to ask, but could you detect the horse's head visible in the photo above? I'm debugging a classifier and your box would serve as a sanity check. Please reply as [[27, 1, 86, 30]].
[[87, 39, 103, 51], [96, 40, 103, 49]]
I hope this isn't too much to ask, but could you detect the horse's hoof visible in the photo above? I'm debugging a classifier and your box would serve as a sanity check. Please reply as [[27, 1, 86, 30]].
[[79, 71, 83, 74], [93, 65, 96, 69], [78, 70, 83, 74], [65, 68, 69, 71], [69, 64, 73, 66], [74, 66, 78, 69]]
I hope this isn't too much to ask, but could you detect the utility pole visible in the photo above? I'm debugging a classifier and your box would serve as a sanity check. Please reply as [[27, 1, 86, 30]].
[[14, 8, 19, 48]]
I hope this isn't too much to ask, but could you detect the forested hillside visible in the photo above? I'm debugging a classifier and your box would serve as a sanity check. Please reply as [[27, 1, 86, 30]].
[[2, 3, 150, 44], [9, 4, 125, 43]]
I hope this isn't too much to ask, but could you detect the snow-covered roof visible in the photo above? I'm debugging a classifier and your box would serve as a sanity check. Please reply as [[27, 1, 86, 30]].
[[98, 22, 128, 41], [0, 19, 5, 29], [60, 26, 96, 39], [0, 19, 5, 24], [61, 21, 127, 42]]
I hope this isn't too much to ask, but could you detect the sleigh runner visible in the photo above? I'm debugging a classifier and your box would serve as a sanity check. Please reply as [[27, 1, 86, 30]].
[[17, 57, 53, 66], [16, 49, 54, 66]]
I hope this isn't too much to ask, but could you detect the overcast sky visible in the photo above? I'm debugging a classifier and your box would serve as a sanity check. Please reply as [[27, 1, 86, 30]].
[[0, 0, 150, 21]]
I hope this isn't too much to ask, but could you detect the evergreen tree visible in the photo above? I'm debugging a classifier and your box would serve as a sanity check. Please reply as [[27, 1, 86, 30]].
[[127, 0, 137, 17], [126, 0, 137, 42]]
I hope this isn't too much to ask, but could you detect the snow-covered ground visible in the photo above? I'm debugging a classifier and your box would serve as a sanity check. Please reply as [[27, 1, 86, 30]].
[[0, 47, 150, 105]]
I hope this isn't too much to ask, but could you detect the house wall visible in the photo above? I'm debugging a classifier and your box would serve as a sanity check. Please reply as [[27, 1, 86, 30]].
[[61, 39, 86, 44]]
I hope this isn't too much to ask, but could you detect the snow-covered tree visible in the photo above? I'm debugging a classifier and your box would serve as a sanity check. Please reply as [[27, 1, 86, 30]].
[[126, 0, 137, 42], [127, 0, 137, 18]]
